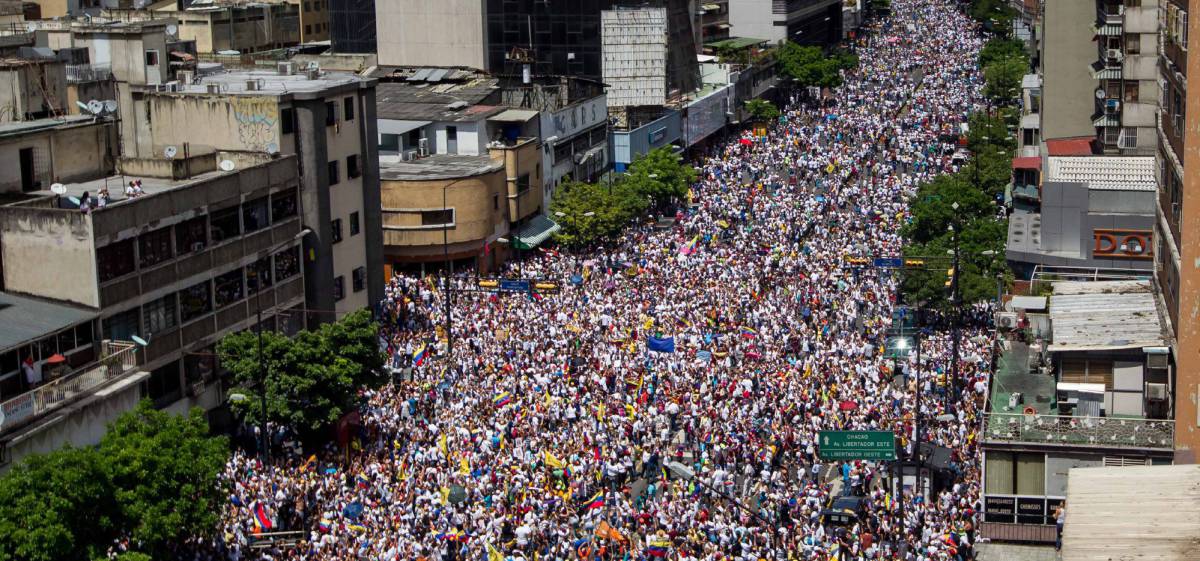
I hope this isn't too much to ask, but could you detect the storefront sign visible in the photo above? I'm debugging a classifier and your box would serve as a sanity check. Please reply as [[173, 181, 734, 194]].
[[542, 96, 607, 141], [1017, 497, 1047, 524], [1093, 229, 1153, 260], [984, 496, 1016, 523], [0, 392, 35, 429]]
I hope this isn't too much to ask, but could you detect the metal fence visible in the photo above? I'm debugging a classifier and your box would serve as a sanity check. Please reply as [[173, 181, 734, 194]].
[[0, 340, 139, 432], [65, 63, 114, 83], [983, 412, 1174, 450]]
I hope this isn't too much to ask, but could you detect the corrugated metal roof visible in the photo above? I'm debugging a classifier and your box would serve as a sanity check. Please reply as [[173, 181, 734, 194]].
[[0, 292, 96, 352], [1048, 281, 1164, 352], [1063, 465, 1200, 561], [1046, 156, 1156, 191]]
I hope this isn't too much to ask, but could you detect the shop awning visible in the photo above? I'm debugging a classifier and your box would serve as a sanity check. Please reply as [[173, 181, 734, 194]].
[[1091, 66, 1121, 80], [513, 215, 561, 249], [1092, 115, 1119, 127], [1093, 24, 1122, 36], [1012, 156, 1041, 170], [170, 51, 195, 61], [701, 3, 720, 11]]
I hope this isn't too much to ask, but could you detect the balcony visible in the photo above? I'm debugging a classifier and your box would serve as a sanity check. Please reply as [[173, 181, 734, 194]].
[[0, 340, 140, 436], [65, 63, 113, 84], [983, 412, 1174, 450]]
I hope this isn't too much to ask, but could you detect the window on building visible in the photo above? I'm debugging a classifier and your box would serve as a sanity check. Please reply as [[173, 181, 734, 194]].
[[275, 247, 300, 280], [325, 101, 336, 126], [179, 281, 213, 322], [247, 256, 273, 294], [97, 239, 136, 282], [349, 211, 360, 236], [421, 209, 454, 226], [493, 193, 499, 211], [331, 218, 343, 243], [343, 97, 354, 121], [1124, 33, 1140, 55], [554, 142, 571, 164], [56, 328, 75, 356], [333, 275, 345, 301], [328, 160, 340, 185], [145, 50, 159, 66], [271, 191, 298, 222], [1119, 127, 1138, 149], [243, 197, 270, 233], [1173, 87, 1185, 136], [352, 266, 365, 292], [517, 173, 530, 194], [380, 134, 400, 153], [305, 24, 312, 35], [1124, 81, 1139, 103], [145, 362, 181, 405], [143, 294, 177, 334], [76, 322, 93, 348], [1103, 126, 1120, 146], [214, 269, 244, 308], [175, 216, 207, 255], [1022, 128, 1036, 146], [209, 206, 241, 243], [347, 154, 361, 178], [138, 226, 174, 268], [103, 308, 141, 341], [281, 107, 295, 135]]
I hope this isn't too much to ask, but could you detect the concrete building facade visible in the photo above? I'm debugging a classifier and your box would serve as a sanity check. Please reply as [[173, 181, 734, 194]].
[[123, 68, 384, 320], [727, 0, 843, 46]]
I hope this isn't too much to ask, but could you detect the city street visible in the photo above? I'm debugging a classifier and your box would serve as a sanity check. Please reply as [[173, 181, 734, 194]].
[[223, 0, 995, 559]]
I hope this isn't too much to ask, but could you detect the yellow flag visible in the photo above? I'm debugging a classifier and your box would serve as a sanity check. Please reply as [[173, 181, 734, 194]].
[[438, 433, 448, 456], [459, 457, 470, 476], [625, 403, 636, 420], [440, 486, 450, 505], [488, 543, 505, 561], [544, 451, 566, 469]]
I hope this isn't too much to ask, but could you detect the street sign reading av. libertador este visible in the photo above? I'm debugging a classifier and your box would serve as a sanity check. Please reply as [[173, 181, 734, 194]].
[[818, 430, 897, 461]]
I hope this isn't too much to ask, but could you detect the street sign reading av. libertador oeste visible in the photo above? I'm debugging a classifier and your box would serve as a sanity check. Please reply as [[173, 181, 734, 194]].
[[818, 430, 897, 461]]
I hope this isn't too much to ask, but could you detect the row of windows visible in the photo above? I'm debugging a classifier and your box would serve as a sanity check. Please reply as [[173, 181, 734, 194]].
[[327, 155, 361, 185], [304, 22, 328, 35], [332, 266, 367, 302], [0, 322, 95, 398], [97, 191, 299, 283], [331, 211, 361, 244], [1166, 4, 1189, 51], [278, 97, 356, 136], [102, 247, 302, 341]]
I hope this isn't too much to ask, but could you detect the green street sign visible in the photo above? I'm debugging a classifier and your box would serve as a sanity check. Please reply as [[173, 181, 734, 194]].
[[818, 430, 897, 461]]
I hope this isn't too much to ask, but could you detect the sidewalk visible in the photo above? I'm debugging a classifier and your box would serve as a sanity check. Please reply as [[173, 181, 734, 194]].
[[976, 543, 1057, 561]]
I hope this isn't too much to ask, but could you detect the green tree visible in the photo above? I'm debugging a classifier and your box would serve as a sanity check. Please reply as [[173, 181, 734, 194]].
[[777, 43, 848, 89], [968, 0, 1019, 36], [745, 99, 781, 122], [978, 38, 1026, 68], [219, 310, 384, 435], [983, 55, 1026, 103], [0, 446, 114, 561], [551, 180, 649, 248], [0, 401, 228, 561], [624, 146, 698, 208], [99, 401, 229, 556]]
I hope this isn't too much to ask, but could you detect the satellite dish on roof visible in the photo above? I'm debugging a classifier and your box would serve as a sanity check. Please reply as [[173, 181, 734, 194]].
[[164, 145, 178, 159], [103, 100, 118, 114], [50, 183, 67, 195], [166, 24, 178, 37], [86, 100, 104, 115], [266, 142, 279, 155], [219, 159, 236, 172], [76, 101, 91, 113], [25, 23, 36, 33], [1094, 88, 1106, 99], [131, 334, 150, 346]]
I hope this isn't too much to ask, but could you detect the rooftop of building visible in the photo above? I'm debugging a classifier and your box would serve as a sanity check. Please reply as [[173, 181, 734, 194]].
[[704, 36, 769, 51], [0, 292, 97, 352], [379, 154, 503, 182], [374, 72, 503, 122], [1062, 464, 1200, 561], [1046, 155, 1156, 191], [1047, 280, 1164, 352], [0, 114, 103, 140], [1044, 136, 1096, 157], [169, 67, 372, 98]]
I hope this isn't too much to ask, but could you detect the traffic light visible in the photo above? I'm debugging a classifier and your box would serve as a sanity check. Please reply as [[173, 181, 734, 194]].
[[945, 267, 955, 288]]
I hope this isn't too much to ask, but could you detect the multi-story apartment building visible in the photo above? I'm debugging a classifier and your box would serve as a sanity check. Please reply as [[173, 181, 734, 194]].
[[1157, 0, 1200, 463], [1039, 0, 1159, 154], [698, 1, 732, 43], [120, 67, 384, 320], [727, 0, 844, 46], [0, 152, 305, 464]]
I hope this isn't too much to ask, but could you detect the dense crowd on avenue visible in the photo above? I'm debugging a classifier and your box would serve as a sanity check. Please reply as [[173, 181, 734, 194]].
[[210, 0, 997, 559]]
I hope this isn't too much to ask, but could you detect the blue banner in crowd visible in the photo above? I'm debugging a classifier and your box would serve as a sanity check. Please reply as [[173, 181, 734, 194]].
[[647, 337, 676, 353]]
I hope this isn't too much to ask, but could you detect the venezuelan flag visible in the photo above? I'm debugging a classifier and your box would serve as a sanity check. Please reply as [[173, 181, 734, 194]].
[[493, 391, 512, 408], [740, 326, 758, 338], [252, 501, 272, 531], [581, 492, 604, 510], [412, 345, 428, 367]]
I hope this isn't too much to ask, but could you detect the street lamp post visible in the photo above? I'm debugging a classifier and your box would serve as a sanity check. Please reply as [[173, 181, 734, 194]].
[[666, 461, 781, 558]]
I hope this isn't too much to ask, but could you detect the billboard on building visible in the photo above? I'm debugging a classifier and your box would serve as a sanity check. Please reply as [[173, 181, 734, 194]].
[[601, 8, 668, 108]]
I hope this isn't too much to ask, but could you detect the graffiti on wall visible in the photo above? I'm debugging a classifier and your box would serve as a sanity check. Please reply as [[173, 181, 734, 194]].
[[231, 96, 279, 152]]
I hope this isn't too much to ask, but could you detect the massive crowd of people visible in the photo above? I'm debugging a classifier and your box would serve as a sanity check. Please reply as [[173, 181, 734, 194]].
[[211, 0, 997, 559]]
